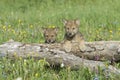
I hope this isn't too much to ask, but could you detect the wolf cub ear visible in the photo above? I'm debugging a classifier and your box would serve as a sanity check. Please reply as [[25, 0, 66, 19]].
[[74, 19, 80, 26], [42, 27, 47, 33], [63, 19, 68, 26], [53, 27, 59, 33]]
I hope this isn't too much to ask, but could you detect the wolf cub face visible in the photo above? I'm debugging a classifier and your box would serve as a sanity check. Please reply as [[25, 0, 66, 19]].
[[43, 28, 58, 43], [64, 19, 80, 38]]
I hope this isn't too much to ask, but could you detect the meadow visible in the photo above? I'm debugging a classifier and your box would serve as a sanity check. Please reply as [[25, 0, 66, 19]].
[[0, 0, 120, 80]]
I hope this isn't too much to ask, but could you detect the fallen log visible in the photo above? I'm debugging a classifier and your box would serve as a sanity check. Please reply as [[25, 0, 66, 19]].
[[0, 40, 120, 75], [79, 41, 120, 62]]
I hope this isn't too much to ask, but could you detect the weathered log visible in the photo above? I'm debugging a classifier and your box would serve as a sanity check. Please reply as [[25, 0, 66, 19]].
[[80, 41, 120, 62], [0, 40, 120, 75]]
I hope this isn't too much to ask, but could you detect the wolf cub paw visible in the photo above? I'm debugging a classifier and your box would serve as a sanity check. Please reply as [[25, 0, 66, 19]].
[[63, 41, 72, 52], [79, 45, 86, 52]]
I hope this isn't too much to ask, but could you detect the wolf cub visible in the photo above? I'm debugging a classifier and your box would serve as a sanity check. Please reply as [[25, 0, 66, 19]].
[[63, 19, 86, 52], [43, 27, 58, 44]]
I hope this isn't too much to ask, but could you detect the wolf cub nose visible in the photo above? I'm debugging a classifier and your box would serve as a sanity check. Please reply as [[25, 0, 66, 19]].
[[68, 33, 72, 36], [48, 39, 51, 43]]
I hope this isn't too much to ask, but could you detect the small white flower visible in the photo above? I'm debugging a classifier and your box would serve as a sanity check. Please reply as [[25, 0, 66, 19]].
[[24, 59, 27, 62], [12, 63, 15, 67], [15, 77, 22, 80], [60, 63, 64, 68]]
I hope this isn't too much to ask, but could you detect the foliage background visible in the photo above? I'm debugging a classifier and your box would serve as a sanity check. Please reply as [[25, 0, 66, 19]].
[[0, 0, 120, 43]]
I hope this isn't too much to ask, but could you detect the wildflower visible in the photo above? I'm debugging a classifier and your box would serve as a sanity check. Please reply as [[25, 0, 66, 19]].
[[24, 59, 27, 62], [60, 63, 64, 68], [19, 57, 22, 60], [48, 26, 51, 28], [24, 62, 26, 66], [48, 25, 55, 28], [3, 26, 6, 29], [18, 19, 22, 24], [12, 29, 16, 34], [35, 73, 39, 77], [109, 30, 113, 33], [52, 26, 55, 28], [12, 63, 15, 67], [8, 25, 11, 28], [24, 59, 27, 66], [94, 55, 100, 61], [2, 25, 6, 31], [105, 62, 109, 68], [30, 24, 33, 28], [15, 77, 22, 80]]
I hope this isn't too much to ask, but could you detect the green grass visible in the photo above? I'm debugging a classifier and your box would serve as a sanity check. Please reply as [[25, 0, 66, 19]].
[[0, 57, 120, 80], [0, 0, 120, 80], [0, 0, 120, 43]]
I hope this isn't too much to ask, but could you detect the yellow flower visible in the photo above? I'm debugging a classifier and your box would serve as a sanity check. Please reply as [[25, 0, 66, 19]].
[[8, 25, 11, 28], [109, 30, 113, 33], [19, 57, 22, 60], [48, 25, 55, 28], [3, 25, 6, 31], [12, 29, 16, 34], [24, 62, 26, 66], [105, 63, 109, 68], [3, 25, 6, 29], [48, 25, 51, 28], [30, 24, 33, 28], [52, 26, 55, 28], [18, 19, 22, 23], [35, 73, 39, 77]]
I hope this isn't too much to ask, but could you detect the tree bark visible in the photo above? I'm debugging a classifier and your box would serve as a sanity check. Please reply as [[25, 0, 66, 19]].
[[0, 40, 120, 75]]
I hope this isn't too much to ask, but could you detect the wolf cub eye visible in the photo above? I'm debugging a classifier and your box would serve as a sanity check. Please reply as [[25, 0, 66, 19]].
[[67, 28, 69, 30], [46, 35, 48, 37], [51, 35, 54, 37], [73, 28, 75, 30]]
